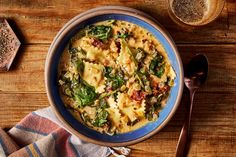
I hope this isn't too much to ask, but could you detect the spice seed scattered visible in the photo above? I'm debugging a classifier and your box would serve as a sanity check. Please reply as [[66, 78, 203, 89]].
[[172, 0, 209, 24], [0, 19, 21, 71]]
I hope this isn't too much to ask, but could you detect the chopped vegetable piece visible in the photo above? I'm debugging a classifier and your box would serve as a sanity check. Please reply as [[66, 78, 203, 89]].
[[104, 66, 125, 90], [130, 90, 146, 101], [111, 76, 124, 90], [81, 112, 91, 123], [99, 88, 119, 99], [72, 58, 84, 75], [64, 88, 72, 97], [87, 25, 112, 41], [116, 27, 130, 39], [149, 54, 165, 78], [146, 103, 161, 121], [135, 48, 146, 62], [104, 66, 113, 78], [92, 109, 109, 127], [72, 79, 97, 107], [121, 39, 138, 66], [98, 98, 109, 109], [115, 32, 129, 39]]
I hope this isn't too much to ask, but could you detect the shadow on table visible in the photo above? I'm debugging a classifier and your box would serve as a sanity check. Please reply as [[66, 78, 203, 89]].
[[6, 19, 26, 71]]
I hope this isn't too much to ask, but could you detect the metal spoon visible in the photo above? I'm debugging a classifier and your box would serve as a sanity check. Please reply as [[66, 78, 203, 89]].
[[175, 54, 208, 157]]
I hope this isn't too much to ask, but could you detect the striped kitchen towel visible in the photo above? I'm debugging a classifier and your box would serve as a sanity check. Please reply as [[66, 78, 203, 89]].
[[0, 107, 130, 157]]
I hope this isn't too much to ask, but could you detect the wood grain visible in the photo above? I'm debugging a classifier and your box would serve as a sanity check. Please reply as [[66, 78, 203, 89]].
[[0, 93, 48, 129], [0, 0, 235, 44], [0, 0, 236, 156], [0, 44, 47, 92], [0, 92, 235, 156]]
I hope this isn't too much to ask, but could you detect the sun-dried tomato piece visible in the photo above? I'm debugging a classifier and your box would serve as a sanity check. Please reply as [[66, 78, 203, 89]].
[[130, 90, 146, 101], [91, 38, 106, 49]]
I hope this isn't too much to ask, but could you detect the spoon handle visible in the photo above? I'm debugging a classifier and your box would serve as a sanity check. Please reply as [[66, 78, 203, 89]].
[[175, 89, 196, 157]]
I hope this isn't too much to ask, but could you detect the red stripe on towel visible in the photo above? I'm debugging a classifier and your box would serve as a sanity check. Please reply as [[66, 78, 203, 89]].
[[53, 128, 76, 157], [17, 113, 59, 135]]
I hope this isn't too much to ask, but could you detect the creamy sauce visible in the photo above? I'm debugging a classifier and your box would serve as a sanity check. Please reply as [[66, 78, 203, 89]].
[[58, 20, 175, 134]]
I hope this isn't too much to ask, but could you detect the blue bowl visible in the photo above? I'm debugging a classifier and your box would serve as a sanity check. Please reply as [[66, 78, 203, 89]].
[[45, 6, 184, 146]]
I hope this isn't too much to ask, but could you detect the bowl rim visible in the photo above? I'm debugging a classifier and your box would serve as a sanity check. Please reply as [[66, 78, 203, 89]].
[[45, 6, 184, 146]]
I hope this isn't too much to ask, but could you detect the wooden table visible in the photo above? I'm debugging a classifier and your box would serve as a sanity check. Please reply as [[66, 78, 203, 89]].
[[0, 0, 235, 156]]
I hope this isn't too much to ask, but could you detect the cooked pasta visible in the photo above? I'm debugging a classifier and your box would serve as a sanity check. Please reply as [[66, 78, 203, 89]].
[[58, 20, 175, 134]]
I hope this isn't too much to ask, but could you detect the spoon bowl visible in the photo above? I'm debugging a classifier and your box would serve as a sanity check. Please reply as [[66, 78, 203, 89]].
[[175, 54, 208, 157], [185, 54, 208, 90]]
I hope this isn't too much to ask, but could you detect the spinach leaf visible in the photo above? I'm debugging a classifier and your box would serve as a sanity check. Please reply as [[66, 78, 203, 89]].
[[69, 47, 79, 54], [146, 103, 162, 121], [115, 27, 130, 39], [87, 25, 112, 41], [92, 109, 109, 127], [104, 66, 125, 90], [104, 66, 113, 78], [155, 65, 165, 78], [149, 54, 165, 78], [72, 79, 97, 107], [111, 76, 124, 90], [121, 39, 138, 67], [115, 32, 129, 39], [71, 58, 84, 75]]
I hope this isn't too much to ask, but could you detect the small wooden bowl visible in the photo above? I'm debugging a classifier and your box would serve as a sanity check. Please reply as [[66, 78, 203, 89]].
[[168, 0, 225, 26], [0, 19, 21, 71]]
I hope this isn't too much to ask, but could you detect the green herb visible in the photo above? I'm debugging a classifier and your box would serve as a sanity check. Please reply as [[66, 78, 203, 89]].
[[92, 109, 109, 127], [135, 72, 144, 88], [146, 103, 162, 121], [115, 27, 130, 39], [135, 48, 146, 62], [71, 58, 84, 75], [104, 66, 125, 90], [99, 88, 120, 99], [115, 32, 129, 39], [111, 76, 124, 90], [64, 88, 72, 97], [98, 98, 109, 109], [149, 54, 165, 78], [127, 119, 139, 126], [87, 25, 112, 41], [91, 99, 110, 127], [155, 65, 165, 78], [59, 71, 71, 84], [121, 39, 138, 66], [104, 66, 113, 78], [72, 79, 97, 107]]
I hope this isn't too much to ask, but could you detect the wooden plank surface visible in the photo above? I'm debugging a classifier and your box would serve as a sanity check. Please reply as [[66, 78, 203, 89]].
[[0, 0, 235, 44], [0, 0, 236, 157]]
